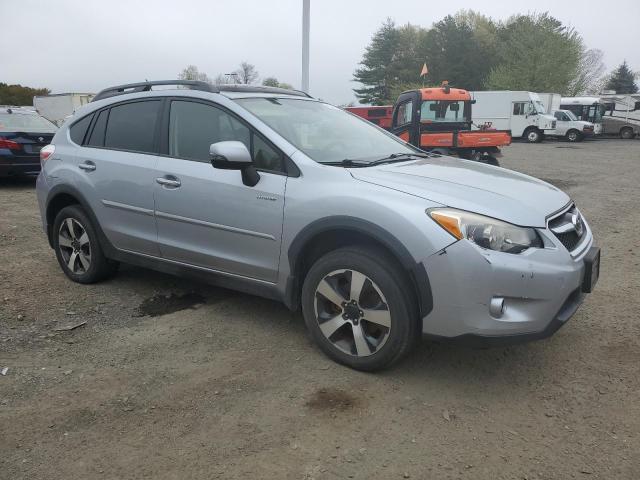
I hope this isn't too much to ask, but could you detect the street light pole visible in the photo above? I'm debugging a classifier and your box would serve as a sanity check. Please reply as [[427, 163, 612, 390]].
[[301, 0, 310, 93]]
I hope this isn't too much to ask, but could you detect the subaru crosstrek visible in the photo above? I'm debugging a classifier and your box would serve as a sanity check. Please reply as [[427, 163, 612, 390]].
[[36, 80, 600, 371]]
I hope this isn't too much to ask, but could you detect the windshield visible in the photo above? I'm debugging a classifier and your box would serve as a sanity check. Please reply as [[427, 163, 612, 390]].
[[0, 112, 57, 133], [563, 110, 578, 121], [420, 100, 468, 122], [533, 101, 546, 114], [234, 98, 416, 164]]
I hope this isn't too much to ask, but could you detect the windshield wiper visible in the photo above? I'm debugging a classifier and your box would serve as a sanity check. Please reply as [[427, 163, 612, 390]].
[[323, 159, 371, 167], [368, 152, 430, 166]]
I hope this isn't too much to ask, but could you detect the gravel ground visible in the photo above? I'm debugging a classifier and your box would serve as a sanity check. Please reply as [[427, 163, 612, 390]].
[[1, 139, 639, 479]]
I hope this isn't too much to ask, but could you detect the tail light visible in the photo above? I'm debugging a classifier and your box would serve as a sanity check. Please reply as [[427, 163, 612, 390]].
[[40, 144, 55, 165], [0, 137, 21, 150]]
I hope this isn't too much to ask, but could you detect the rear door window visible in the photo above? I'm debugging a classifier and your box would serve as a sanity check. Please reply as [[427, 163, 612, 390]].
[[87, 109, 109, 147], [104, 101, 161, 153]]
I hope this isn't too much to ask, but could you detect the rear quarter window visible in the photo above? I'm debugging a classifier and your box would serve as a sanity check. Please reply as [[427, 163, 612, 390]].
[[69, 114, 94, 145]]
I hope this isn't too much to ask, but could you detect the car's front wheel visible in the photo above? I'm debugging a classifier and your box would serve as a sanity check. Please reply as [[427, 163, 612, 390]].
[[301, 246, 418, 371], [52, 205, 117, 284]]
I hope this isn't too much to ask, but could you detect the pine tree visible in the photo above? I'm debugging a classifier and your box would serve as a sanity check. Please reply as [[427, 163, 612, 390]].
[[605, 61, 638, 94]]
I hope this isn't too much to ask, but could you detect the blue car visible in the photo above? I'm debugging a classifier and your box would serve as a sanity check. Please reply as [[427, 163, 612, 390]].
[[0, 107, 57, 177]]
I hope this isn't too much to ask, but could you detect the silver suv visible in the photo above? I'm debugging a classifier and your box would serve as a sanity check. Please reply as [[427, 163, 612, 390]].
[[36, 80, 600, 371]]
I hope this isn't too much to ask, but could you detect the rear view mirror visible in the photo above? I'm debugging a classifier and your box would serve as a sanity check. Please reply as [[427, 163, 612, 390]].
[[210, 141, 260, 187], [429, 104, 438, 111], [450, 103, 460, 111]]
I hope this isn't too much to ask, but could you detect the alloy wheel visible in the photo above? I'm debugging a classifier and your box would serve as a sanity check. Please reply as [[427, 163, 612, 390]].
[[58, 218, 91, 274], [313, 269, 391, 357]]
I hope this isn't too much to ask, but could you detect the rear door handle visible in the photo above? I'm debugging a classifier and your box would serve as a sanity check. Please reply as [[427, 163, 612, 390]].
[[78, 161, 96, 172], [156, 176, 181, 188]]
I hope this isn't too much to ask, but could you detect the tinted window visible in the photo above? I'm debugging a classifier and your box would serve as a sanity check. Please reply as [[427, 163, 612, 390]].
[[69, 114, 93, 145], [104, 101, 161, 153], [169, 100, 251, 162], [253, 134, 283, 172], [87, 110, 108, 147]]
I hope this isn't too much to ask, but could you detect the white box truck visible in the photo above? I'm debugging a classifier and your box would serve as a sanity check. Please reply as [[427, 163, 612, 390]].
[[471, 91, 557, 143], [33, 93, 94, 126]]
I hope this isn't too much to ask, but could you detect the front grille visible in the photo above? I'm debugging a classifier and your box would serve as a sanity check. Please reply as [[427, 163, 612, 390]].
[[548, 205, 586, 253], [554, 231, 581, 251]]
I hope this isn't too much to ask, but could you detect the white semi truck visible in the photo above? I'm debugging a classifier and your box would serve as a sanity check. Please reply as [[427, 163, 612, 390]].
[[471, 91, 557, 143], [33, 93, 94, 126]]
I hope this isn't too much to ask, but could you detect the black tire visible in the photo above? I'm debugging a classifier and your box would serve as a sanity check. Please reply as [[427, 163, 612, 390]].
[[524, 128, 542, 143], [566, 129, 582, 142], [620, 127, 634, 139], [301, 246, 418, 371], [52, 205, 118, 284]]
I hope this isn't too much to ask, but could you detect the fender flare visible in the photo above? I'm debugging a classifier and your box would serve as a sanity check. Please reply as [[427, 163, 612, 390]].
[[45, 184, 116, 256], [286, 216, 433, 317]]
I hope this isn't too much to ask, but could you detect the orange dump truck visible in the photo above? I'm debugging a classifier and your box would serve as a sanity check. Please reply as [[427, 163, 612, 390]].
[[347, 84, 511, 164]]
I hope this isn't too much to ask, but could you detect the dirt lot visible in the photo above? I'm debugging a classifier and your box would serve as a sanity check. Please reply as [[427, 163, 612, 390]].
[[1, 139, 639, 479]]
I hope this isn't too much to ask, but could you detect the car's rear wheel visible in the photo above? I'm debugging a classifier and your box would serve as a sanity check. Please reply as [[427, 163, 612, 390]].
[[301, 246, 418, 371], [53, 205, 117, 284]]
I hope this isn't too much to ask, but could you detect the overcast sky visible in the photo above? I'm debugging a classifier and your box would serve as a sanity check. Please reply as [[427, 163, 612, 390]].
[[2, 0, 639, 104]]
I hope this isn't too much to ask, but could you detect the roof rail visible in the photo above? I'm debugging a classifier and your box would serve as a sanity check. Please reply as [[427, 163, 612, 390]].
[[216, 84, 312, 98], [91, 80, 219, 102]]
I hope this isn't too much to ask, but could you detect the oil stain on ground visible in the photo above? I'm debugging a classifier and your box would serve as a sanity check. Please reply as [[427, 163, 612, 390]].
[[136, 292, 207, 317], [306, 387, 361, 412]]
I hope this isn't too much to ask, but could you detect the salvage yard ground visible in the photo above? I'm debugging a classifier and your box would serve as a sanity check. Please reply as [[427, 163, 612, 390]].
[[1, 139, 639, 479]]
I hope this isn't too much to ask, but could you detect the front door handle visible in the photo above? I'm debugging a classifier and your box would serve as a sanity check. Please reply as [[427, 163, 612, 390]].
[[156, 176, 181, 188], [78, 161, 96, 172]]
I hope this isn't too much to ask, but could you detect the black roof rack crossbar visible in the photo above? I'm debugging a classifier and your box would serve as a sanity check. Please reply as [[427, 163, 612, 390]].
[[92, 80, 219, 102]]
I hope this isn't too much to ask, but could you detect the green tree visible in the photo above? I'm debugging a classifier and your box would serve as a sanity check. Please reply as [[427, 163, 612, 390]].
[[421, 13, 498, 90], [353, 19, 402, 104], [262, 77, 293, 90], [485, 13, 582, 93], [262, 77, 280, 87], [0, 83, 50, 106], [605, 61, 638, 94]]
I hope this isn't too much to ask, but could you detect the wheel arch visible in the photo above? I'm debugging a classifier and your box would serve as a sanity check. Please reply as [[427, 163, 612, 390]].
[[45, 185, 114, 255], [285, 216, 433, 321]]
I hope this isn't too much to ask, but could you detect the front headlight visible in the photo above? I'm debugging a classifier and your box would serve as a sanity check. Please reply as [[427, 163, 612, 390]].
[[428, 208, 542, 254]]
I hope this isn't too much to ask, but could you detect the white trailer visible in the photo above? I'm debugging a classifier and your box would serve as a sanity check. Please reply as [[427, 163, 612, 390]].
[[560, 96, 640, 139], [471, 91, 557, 143], [33, 93, 94, 126]]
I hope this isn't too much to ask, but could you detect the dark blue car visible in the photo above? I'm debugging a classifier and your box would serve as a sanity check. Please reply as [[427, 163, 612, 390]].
[[0, 107, 57, 177]]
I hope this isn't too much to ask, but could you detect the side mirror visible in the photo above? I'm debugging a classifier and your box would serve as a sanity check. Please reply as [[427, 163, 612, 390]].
[[210, 141, 260, 187]]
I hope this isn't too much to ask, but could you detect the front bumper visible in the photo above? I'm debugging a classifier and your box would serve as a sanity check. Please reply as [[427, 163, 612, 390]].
[[420, 229, 595, 344]]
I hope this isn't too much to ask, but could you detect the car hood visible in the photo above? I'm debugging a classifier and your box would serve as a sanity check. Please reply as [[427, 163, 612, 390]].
[[350, 157, 570, 227]]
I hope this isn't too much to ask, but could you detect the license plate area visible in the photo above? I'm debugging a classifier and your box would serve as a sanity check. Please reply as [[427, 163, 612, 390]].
[[582, 247, 600, 293]]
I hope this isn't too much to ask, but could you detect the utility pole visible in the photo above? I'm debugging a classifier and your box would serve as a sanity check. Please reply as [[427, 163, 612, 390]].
[[301, 0, 310, 93]]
